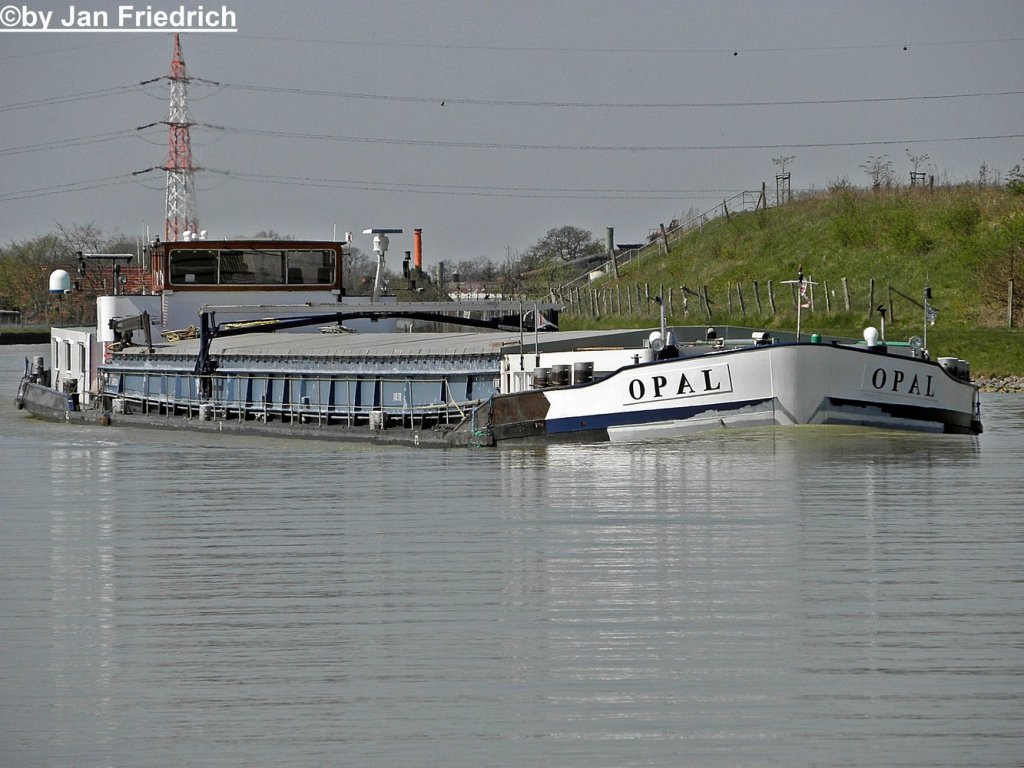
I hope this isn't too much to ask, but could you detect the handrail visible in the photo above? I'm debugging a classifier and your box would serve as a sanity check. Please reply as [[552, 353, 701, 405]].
[[555, 189, 764, 296], [107, 369, 482, 427]]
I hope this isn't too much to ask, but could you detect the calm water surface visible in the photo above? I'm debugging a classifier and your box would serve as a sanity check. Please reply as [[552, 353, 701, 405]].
[[2, 345, 1022, 767]]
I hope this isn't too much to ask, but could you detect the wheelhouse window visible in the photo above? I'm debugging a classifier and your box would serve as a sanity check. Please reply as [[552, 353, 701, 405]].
[[168, 248, 336, 287], [169, 249, 217, 284]]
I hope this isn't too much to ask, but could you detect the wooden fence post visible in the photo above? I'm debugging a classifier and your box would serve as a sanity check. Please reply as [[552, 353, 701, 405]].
[[1010, 279, 1015, 328], [737, 283, 746, 317], [753, 281, 763, 314], [823, 280, 831, 313], [702, 285, 713, 321], [768, 280, 776, 314], [868, 278, 875, 316]]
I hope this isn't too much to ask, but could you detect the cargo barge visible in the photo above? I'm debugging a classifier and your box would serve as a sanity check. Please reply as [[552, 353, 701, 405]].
[[14, 237, 982, 445]]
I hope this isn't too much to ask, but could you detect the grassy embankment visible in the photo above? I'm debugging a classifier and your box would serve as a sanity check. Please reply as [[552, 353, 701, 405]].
[[558, 185, 1024, 376]]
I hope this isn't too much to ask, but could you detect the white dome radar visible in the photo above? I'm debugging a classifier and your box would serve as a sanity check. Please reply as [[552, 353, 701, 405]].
[[49, 269, 71, 294]]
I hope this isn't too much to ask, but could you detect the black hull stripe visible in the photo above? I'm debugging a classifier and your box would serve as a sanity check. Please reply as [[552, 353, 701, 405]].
[[828, 397, 980, 434], [545, 398, 774, 434]]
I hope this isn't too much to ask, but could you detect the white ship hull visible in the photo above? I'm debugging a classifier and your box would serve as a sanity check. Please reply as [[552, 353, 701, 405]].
[[484, 342, 982, 444]]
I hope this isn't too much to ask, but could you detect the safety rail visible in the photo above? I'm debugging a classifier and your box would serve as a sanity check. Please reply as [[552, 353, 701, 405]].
[[556, 190, 764, 296], [104, 371, 486, 429]]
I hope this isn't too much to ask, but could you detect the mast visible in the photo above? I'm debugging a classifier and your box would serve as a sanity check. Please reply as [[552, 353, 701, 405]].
[[163, 33, 199, 242]]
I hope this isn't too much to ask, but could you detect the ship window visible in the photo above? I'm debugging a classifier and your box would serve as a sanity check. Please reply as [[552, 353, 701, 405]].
[[285, 250, 334, 285], [169, 249, 217, 285], [219, 250, 259, 284], [168, 247, 337, 286], [234, 249, 285, 285]]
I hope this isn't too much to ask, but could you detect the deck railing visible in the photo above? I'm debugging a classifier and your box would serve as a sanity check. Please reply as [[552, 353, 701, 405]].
[[556, 189, 765, 297], [106, 370, 486, 428]]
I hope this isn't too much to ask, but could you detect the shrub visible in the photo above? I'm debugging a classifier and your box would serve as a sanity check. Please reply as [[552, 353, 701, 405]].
[[1007, 163, 1024, 195], [938, 196, 982, 236]]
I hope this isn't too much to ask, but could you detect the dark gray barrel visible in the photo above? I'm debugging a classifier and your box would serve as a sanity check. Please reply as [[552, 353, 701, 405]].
[[551, 364, 571, 386], [532, 367, 550, 388], [572, 361, 594, 384]]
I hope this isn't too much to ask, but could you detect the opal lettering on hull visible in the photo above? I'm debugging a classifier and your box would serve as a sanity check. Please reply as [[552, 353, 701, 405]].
[[625, 363, 733, 405], [865, 366, 935, 398]]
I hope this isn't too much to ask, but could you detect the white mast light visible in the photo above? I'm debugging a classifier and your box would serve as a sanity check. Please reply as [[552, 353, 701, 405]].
[[362, 228, 403, 302]]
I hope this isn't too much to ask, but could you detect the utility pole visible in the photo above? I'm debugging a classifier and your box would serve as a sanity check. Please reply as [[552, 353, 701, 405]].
[[163, 33, 199, 242]]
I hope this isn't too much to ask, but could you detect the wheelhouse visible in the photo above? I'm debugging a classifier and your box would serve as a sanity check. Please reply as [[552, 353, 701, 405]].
[[150, 239, 344, 293]]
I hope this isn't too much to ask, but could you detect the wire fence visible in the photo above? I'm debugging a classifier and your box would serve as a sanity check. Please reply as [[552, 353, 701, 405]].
[[559, 276, 968, 327], [556, 188, 767, 296]]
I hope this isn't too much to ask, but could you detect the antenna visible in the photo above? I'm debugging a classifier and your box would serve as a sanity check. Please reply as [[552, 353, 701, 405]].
[[163, 33, 199, 242], [781, 265, 816, 341], [77, 252, 133, 296]]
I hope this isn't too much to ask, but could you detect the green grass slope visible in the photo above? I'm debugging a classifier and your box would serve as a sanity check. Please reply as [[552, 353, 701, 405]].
[[562, 185, 1024, 375]]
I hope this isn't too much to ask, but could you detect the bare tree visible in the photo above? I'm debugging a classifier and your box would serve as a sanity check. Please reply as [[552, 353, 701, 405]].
[[906, 149, 930, 174], [978, 162, 992, 187], [0, 234, 76, 322], [860, 154, 894, 189], [56, 222, 106, 260], [772, 155, 796, 174], [341, 246, 377, 295], [252, 229, 295, 240], [498, 246, 525, 299], [449, 256, 497, 283], [978, 223, 1023, 326], [526, 225, 602, 264]]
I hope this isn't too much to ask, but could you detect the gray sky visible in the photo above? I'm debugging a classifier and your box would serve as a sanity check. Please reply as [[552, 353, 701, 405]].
[[2, 0, 1022, 266]]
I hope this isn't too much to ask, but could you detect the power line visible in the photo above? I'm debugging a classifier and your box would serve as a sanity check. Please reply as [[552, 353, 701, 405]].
[[206, 169, 744, 200], [233, 33, 1024, 55], [6, 78, 1019, 114], [227, 126, 1024, 152], [0, 173, 136, 202], [222, 82, 1024, 109], [10, 123, 1016, 204], [0, 128, 150, 157], [0, 80, 161, 112]]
